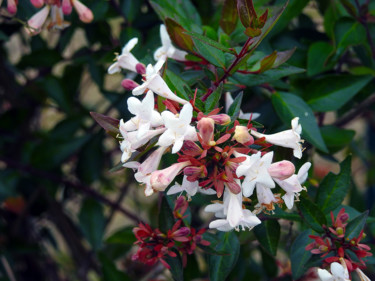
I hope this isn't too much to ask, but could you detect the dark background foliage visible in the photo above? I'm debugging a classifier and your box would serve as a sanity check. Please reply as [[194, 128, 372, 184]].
[[0, 0, 375, 280]]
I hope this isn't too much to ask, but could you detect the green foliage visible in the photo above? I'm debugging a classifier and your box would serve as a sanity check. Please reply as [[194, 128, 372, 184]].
[[254, 220, 280, 256], [290, 230, 313, 279], [298, 196, 327, 233]]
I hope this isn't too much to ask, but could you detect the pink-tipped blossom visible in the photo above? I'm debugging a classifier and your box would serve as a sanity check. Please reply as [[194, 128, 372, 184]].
[[121, 79, 139, 90], [136, 63, 146, 75], [26, 6, 50, 35], [268, 160, 295, 180], [72, 0, 93, 23], [197, 117, 215, 147], [210, 114, 231, 125], [30, 0, 44, 8], [7, 0, 17, 14], [233, 125, 254, 145], [150, 161, 191, 191], [62, 0, 72, 15]]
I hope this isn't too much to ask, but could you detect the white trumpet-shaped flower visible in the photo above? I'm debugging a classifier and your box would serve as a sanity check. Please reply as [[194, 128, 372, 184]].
[[317, 262, 350, 281], [122, 91, 163, 139], [132, 59, 188, 104], [157, 103, 197, 153], [108, 38, 140, 74], [355, 268, 371, 281], [154, 24, 188, 62], [251, 117, 304, 159], [235, 151, 275, 197], [273, 162, 311, 209], [167, 175, 216, 198]]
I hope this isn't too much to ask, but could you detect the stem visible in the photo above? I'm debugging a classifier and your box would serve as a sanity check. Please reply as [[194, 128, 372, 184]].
[[201, 37, 253, 101]]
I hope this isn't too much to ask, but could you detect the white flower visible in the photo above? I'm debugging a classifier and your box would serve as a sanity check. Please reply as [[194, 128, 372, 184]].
[[154, 24, 188, 62], [225, 92, 260, 120], [132, 59, 188, 104], [273, 162, 311, 209], [122, 91, 163, 139], [251, 117, 304, 159], [26, 5, 50, 35], [355, 268, 371, 281], [124, 146, 167, 196], [317, 262, 350, 281], [157, 103, 197, 153], [205, 186, 261, 232], [108, 38, 140, 74], [120, 139, 133, 163], [167, 176, 216, 198], [235, 151, 275, 197]]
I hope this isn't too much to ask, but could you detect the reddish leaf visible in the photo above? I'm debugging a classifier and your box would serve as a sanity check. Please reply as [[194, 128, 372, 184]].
[[258, 51, 277, 73], [220, 0, 238, 35], [90, 112, 119, 136], [237, 0, 257, 28], [165, 18, 194, 52]]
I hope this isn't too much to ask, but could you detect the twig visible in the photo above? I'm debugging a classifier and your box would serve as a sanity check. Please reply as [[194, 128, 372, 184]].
[[0, 156, 143, 224], [1, 256, 17, 281], [333, 93, 375, 127]]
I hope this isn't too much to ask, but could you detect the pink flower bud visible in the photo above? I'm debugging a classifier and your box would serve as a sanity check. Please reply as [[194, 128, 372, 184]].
[[210, 114, 231, 125], [7, 0, 17, 14], [62, 0, 72, 15], [181, 140, 203, 157], [197, 117, 214, 146], [72, 0, 93, 23], [30, 0, 44, 8], [27, 6, 50, 35], [121, 79, 139, 90], [233, 125, 254, 145], [183, 165, 207, 181], [136, 63, 146, 75], [150, 161, 190, 191], [268, 160, 295, 180]]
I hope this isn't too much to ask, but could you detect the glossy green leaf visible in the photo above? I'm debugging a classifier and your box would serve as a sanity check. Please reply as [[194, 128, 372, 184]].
[[271, 92, 328, 153], [165, 250, 184, 281], [105, 226, 136, 245], [205, 83, 223, 113], [184, 30, 235, 54], [158, 195, 176, 233], [42, 76, 72, 113], [345, 211, 369, 240], [298, 196, 327, 233], [335, 18, 366, 53], [254, 220, 280, 256], [227, 92, 243, 120], [316, 156, 351, 213], [79, 199, 105, 250], [290, 230, 313, 279], [306, 75, 372, 112], [207, 232, 240, 281], [220, 0, 238, 34], [192, 38, 226, 67], [265, 206, 301, 221], [321, 126, 355, 153], [307, 41, 335, 76], [164, 69, 191, 100], [165, 18, 194, 52]]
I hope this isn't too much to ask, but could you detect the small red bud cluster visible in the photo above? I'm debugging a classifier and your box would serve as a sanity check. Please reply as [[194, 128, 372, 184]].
[[132, 196, 209, 269], [305, 208, 372, 272]]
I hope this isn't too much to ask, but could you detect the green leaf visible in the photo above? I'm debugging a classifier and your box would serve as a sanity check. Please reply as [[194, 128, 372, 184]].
[[165, 250, 184, 281], [17, 49, 62, 68], [105, 226, 136, 245], [205, 83, 223, 113], [90, 112, 120, 138], [227, 92, 243, 120], [220, 0, 238, 34], [237, 0, 257, 28], [184, 30, 235, 54], [79, 199, 105, 250], [306, 75, 373, 112], [99, 254, 130, 281], [290, 230, 313, 279], [42, 76, 72, 113], [316, 156, 351, 213], [321, 126, 355, 153], [158, 195, 176, 233], [271, 92, 328, 153], [335, 18, 367, 54], [231, 64, 304, 87], [165, 18, 194, 52], [207, 232, 240, 281], [164, 69, 191, 100], [345, 210, 369, 240], [192, 38, 226, 67], [307, 41, 335, 76], [265, 206, 301, 221], [254, 220, 280, 256], [298, 196, 327, 233]]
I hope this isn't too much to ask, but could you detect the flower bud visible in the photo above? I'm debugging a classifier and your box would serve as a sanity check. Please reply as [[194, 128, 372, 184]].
[[336, 227, 344, 236], [268, 160, 295, 180], [181, 140, 203, 157], [27, 6, 50, 35], [121, 79, 139, 90], [210, 114, 231, 125], [62, 0, 73, 15], [30, 0, 44, 8], [319, 245, 328, 252], [233, 125, 254, 145], [7, 0, 17, 14], [183, 165, 207, 181], [150, 161, 190, 191], [72, 0, 93, 23], [136, 63, 146, 75], [197, 117, 214, 146], [339, 213, 349, 223]]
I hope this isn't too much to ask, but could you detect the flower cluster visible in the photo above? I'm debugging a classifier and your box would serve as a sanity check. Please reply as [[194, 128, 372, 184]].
[[306, 209, 372, 280], [1, 0, 93, 35], [103, 24, 313, 233], [132, 197, 209, 268]]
